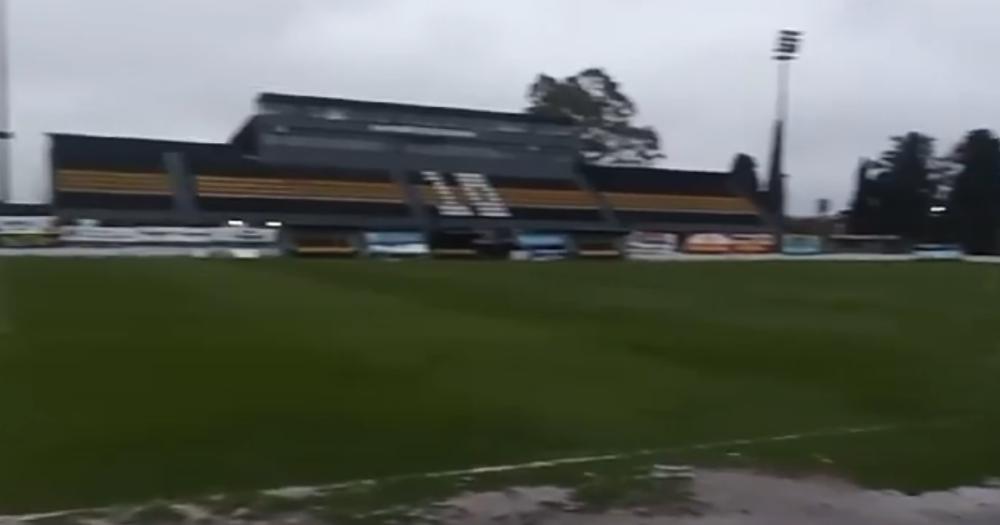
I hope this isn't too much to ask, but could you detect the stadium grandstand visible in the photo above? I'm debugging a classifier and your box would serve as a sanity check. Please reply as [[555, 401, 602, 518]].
[[46, 92, 771, 257]]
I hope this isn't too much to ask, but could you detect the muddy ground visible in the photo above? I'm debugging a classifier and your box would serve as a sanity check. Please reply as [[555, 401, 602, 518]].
[[5, 467, 999, 525]]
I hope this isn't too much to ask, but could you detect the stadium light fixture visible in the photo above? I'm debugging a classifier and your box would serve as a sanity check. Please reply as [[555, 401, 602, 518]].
[[772, 29, 803, 121], [773, 29, 803, 61], [227, 220, 246, 227], [931, 206, 947, 214]]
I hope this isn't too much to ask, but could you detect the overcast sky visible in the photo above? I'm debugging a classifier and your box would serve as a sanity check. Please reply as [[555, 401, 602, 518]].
[[7, 0, 1000, 213]]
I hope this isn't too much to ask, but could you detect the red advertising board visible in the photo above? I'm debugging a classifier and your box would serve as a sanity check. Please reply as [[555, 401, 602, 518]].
[[730, 234, 777, 254], [683, 233, 732, 254], [684, 233, 776, 254]]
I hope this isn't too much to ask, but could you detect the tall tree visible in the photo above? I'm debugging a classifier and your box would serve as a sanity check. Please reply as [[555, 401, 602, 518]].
[[729, 153, 759, 197], [949, 129, 1000, 254], [848, 158, 879, 234], [870, 132, 936, 239], [527, 68, 664, 166]]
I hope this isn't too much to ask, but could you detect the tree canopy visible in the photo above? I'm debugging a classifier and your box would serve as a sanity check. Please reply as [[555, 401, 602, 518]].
[[874, 132, 936, 239], [848, 132, 937, 239], [847, 158, 879, 234], [949, 129, 1000, 254], [527, 68, 663, 166], [729, 153, 760, 197], [847, 129, 1000, 253]]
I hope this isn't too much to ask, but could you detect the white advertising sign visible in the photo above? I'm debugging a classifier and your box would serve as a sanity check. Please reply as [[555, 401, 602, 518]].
[[211, 227, 280, 244], [0, 216, 57, 235], [61, 226, 279, 245], [367, 243, 430, 256], [60, 226, 141, 244], [134, 227, 215, 245], [625, 232, 678, 261]]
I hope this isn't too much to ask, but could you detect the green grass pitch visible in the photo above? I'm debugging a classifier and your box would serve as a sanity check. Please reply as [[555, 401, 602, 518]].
[[0, 259, 998, 513]]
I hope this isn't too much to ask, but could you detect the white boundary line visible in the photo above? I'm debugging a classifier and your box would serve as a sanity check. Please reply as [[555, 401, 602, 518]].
[[0, 421, 920, 521], [264, 423, 903, 497]]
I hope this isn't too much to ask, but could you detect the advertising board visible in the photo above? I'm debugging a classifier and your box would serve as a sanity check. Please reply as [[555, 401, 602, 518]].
[[364, 231, 429, 256], [212, 227, 280, 245], [625, 232, 678, 261], [0, 216, 57, 235], [60, 226, 141, 244], [782, 234, 823, 255], [133, 227, 215, 245], [515, 233, 569, 261], [914, 244, 963, 261], [0, 234, 60, 247], [730, 234, 777, 254], [59, 226, 279, 245], [683, 233, 732, 254]]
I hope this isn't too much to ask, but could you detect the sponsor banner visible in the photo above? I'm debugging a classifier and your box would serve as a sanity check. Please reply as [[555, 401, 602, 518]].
[[683, 233, 732, 254], [60, 226, 279, 245], [511, 249, 568, 261], [684, 233, 777, 254], [296, 246, 358, 256], [0, 216, 57, 235], [205, 248, 268, 259], [914, 244, 963, 261], [212, 227, 279, 245], [782, 234, 823, 255], [510, 250, 532, 261], [134, 227, 215, 244], [365, 231, 426, 245], [61, 226, 141, 244], [730, 234, 777, 254], [626, 232, 678, 261], [517, 233, 568, 248], [515, 234, 569, 261], [0, 247, 283, 258], [0, 233, 60, 247], [364, 231, 429, 256], [367, 244, 430, 256]]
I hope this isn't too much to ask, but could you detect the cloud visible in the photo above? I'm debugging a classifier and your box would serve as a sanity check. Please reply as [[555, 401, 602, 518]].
[[7, 0, 1000, 214]]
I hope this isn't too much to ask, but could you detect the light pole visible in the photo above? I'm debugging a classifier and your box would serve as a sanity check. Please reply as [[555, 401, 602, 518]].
[[0, 0, 11, 204], [766, 29, 802, 228]]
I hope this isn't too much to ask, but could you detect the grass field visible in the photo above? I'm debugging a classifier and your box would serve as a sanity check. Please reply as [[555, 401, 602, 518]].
[[1, 259, 999, 514]]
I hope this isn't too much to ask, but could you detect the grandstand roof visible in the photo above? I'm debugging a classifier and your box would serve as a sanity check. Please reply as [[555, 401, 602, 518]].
[[49, 133, 228, 153], [257, 92, 574, 126], [50, 133, 241, 170]]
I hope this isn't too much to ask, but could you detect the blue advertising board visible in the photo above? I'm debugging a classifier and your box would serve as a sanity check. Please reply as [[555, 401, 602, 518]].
[[514, 233, 569, 261], [364, 231, 429, 256], [914, 244, 963, 261], [782, 235, 823, 255]]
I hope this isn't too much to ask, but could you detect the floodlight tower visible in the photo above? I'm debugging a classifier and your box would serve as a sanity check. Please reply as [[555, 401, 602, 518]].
[[766, 29, 803, 226], [0, 0, 12, 203]]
